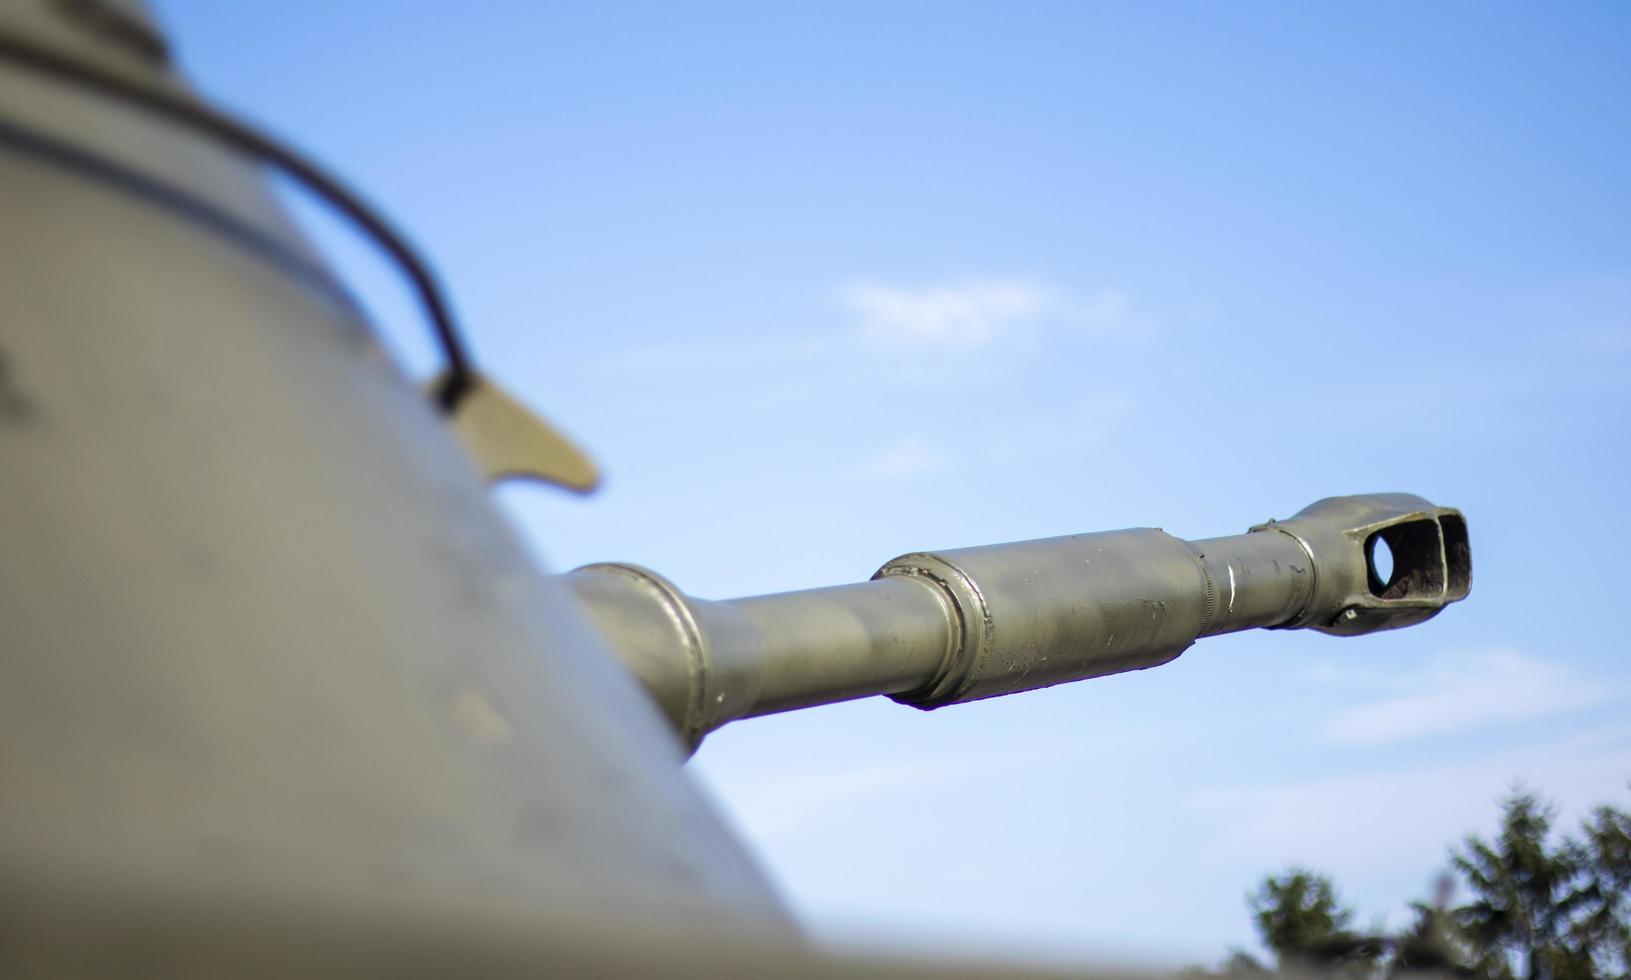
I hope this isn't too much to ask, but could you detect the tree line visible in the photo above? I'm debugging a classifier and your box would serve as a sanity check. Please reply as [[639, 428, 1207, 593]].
[[1188, 787, 1631, 979]]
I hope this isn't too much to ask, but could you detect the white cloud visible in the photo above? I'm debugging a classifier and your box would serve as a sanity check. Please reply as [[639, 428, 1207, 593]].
[[1316, 648, 1618, 745], [838, 278, 1054, 350], [590, 277, 1139, 387], [837, 278, 1133, 352]]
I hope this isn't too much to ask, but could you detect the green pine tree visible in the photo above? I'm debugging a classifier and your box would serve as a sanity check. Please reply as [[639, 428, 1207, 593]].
[[1201, 787, 1631, 979], [1570, 802, 1631, 977], [1248, 870, 1380, 976], [1450, 791, 1593, 980], [1388, 875, 1473, 977]]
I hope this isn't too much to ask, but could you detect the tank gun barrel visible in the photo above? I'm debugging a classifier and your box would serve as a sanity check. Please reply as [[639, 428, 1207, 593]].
[[565, 494, 1470, 749]]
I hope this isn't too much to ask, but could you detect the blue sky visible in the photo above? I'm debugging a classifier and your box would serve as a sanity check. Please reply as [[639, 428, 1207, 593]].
[[159, 2, 1630, 968]]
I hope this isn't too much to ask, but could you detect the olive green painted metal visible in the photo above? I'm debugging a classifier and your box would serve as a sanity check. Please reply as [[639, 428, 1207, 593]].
[[567, 495, 1471, 750], [0, 1, 789, 971], [0, 2, 1474, 976]]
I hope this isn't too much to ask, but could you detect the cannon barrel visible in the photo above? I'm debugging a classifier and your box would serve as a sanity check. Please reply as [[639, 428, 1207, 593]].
[[565, 494, 1470, 749]]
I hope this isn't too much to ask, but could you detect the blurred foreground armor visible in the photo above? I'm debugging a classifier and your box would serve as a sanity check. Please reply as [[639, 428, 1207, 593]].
[[0, 2, 1470, 977]]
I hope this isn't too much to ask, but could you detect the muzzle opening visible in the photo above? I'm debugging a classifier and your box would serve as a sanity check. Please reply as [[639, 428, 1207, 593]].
[[1365, 519, 1446, 601]]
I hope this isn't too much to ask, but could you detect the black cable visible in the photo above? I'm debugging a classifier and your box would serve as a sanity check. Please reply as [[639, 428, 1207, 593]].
[[0, 30, 477, 411]]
